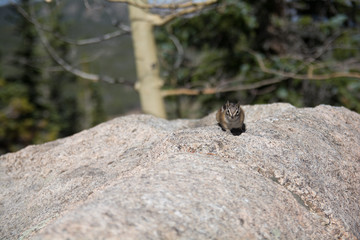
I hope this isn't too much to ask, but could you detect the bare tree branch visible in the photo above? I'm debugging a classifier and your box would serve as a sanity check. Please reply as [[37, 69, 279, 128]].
[[169, 34, 184, 68], [161, 48, 360, 97], [107, 0, 217, 25], [107, 0, 217, 10], [151, 4, 213, 25], [161, 77, 287, 97], [83, 0, 92, 9], [37, 27, 128, 84], [59, 26, 131, 45], [14, 2, 133, 86], [13, 1, 131, 46], [307, 31, 344, 63], [248, 50, 360, 80], [82, 0, 104, 11]]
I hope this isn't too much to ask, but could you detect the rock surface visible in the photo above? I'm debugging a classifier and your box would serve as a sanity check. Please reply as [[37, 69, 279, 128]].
[[1, 103, 360, 239]]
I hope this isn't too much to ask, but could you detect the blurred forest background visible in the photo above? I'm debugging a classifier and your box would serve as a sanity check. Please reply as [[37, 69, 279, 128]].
[[0, 0, 359, 154]]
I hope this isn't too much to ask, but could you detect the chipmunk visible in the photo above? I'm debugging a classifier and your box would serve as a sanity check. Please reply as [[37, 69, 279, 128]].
[[216, 101, 245, 134]]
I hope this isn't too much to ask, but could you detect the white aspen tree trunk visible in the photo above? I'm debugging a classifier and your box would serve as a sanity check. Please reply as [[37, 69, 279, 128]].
[[128, 4, 167, 118]]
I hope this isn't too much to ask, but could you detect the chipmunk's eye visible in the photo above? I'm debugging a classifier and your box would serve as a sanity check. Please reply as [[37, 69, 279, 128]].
[[226, 109, 230, 115], [235, 110, 239, 115]]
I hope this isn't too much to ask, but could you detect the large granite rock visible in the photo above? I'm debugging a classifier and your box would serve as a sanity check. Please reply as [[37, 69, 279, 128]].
[[1, 103, 359, 239]]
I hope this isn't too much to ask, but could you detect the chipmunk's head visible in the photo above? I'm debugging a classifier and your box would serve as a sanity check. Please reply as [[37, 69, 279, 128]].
[[223, 101, 242, 120]]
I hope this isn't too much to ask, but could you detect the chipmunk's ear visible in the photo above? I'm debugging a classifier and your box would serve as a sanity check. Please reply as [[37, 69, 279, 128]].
[[236, 101, 241, 107], [222, 101, 229, 111]]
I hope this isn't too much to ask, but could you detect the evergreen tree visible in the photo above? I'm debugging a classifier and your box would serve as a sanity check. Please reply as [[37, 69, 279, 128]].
[[156, 0, 360, 117], [0, 0, 107, 154], [46, 2, 83, 137], [0, 0, 59, 153]]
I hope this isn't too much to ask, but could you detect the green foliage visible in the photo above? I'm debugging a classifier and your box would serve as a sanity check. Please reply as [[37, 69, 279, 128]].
[[0, 75, 57, 154], [156, 0, 360, 118], [0, 0, 58, 154], [0, 0, 106, 154]]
